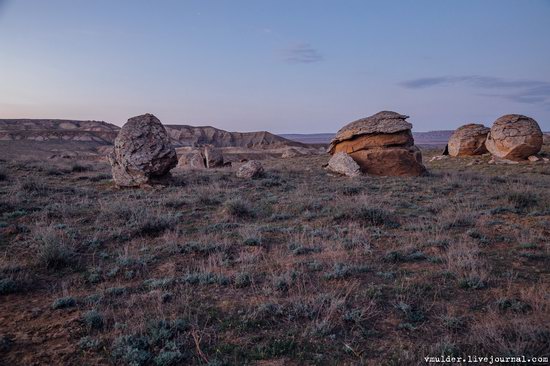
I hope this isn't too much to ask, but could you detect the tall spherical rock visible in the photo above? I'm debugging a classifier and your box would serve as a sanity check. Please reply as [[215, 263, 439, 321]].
[[448, 123, 490, 157], [485, 114, 543, 161], [109, 113, 177, 187], [328, 111, 426, 176]]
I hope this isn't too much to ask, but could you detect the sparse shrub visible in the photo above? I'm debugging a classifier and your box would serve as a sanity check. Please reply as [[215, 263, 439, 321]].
[[382, 250, 427, 263], [34, 227, 75, 270], [105, 287, 126, 296], [181, 271, 230, 286], [441, 316, 466, 332], [395, 302, 425, 324], [334, 205, 399, 228], [224, 198, 256, 219], [71, 163, 91, 172], [83, 310, 104, 330], [496, 298, 531, 313], [52, 296, 76, 309], [154, 350, 183, 366], [507, 192, 539, 211], [235, 272, 252, 288], [0, 169, 7, 181], [19, 178, 50, 196], [78, 336, 101, 350], [287, 242, 321, 256], [324, 263, 370, 280], [0, 277, 19, 295], [111, 335, 152, 366], [144, 277, 174, 289]]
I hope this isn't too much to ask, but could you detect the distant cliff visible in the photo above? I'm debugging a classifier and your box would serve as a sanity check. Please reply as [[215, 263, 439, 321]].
[[0, 119, 119, 144], [0, 119, 308, 148], [164, 125, 306, 148]]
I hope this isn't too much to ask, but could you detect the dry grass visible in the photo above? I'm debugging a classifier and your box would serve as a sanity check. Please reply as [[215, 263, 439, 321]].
[[0, 150, 549, 365]]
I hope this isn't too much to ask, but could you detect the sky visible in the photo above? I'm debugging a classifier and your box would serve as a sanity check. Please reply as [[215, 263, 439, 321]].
[[0, 0, 549, 133]]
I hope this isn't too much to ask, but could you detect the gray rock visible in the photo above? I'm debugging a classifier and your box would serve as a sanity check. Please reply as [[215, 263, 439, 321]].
[[236, 160, 264, 179], [109, 113, 177, 187], [327, 152, 361, 177], [204, 146, 223, 168]]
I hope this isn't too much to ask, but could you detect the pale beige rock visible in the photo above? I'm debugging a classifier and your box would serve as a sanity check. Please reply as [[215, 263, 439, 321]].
[[327, 152, 361, 177], [528, 155, 540, 162], [448, 123, 489, 156], [178, 149, 205, 169], [485, 114, 543, 160], [236, 160, 264, 179], [109, 114, 177, 187]]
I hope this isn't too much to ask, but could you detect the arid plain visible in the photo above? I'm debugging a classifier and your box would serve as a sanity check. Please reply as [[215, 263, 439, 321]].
[[0, 117, 549, 365]]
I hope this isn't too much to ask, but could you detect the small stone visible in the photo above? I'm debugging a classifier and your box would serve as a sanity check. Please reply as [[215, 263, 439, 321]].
[[528, 155, 540, 162], [327, 152, 361, 177]]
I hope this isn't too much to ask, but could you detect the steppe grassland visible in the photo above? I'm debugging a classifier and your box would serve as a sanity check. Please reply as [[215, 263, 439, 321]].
[[0, 146, 549, 365]]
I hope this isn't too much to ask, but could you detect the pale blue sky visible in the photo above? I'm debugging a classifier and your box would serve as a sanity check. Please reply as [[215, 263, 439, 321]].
[[1, 0, 549, 132]]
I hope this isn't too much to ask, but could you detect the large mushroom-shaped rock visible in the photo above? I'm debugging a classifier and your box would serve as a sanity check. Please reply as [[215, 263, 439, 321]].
[[485, 114, 543, 161], [327, 152, 361, 177], [328, 111, 426, 176], [178, 149, 205, 169], [109, 113, 177, 187], [448, 123, 490, 156], [204, 146, 224, 168], [236, 160, 264, 179]]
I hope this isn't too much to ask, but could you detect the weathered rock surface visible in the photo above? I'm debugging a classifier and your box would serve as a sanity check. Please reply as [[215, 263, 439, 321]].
[[448, 123, 490, 156], [349, 146, 426, 176], [328, 111, 412, 153], [485, 114, 543, 161], [328, 111, 426, 176], [204, 146, 224, 168], [109, 114, 177, 187], [178, 149, 205, 169], [327, 152, 361, 177], [236, 160, 264, 179]]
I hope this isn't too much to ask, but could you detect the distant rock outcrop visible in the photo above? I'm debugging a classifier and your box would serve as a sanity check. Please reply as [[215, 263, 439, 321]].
[[165, 125, 307, 149], [328, 111, 426, 176], [327, 152, 361, 177], [448, 123, 490, 156], [485, 114, 543, 161], [109, 114, 177, 187], [0, 119, 119, 144]]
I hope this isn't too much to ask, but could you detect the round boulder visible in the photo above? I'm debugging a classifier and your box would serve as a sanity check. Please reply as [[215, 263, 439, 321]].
[[448, 123, 490, 156], [328, 111, 426, 176], [236, 160, 264, 179], [485, 114, 543, 161], [109, 113, 177, 187]]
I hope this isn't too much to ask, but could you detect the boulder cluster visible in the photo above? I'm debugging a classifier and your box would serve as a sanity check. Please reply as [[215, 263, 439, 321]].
[[446, 114, 543, 162], [327, 111, 426, 177], [177, 146, 225, 169], [109, 114, 264, 187]]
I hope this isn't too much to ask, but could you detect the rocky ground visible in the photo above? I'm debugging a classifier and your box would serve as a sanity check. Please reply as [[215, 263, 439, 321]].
[[0, 146, 549, 365]]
